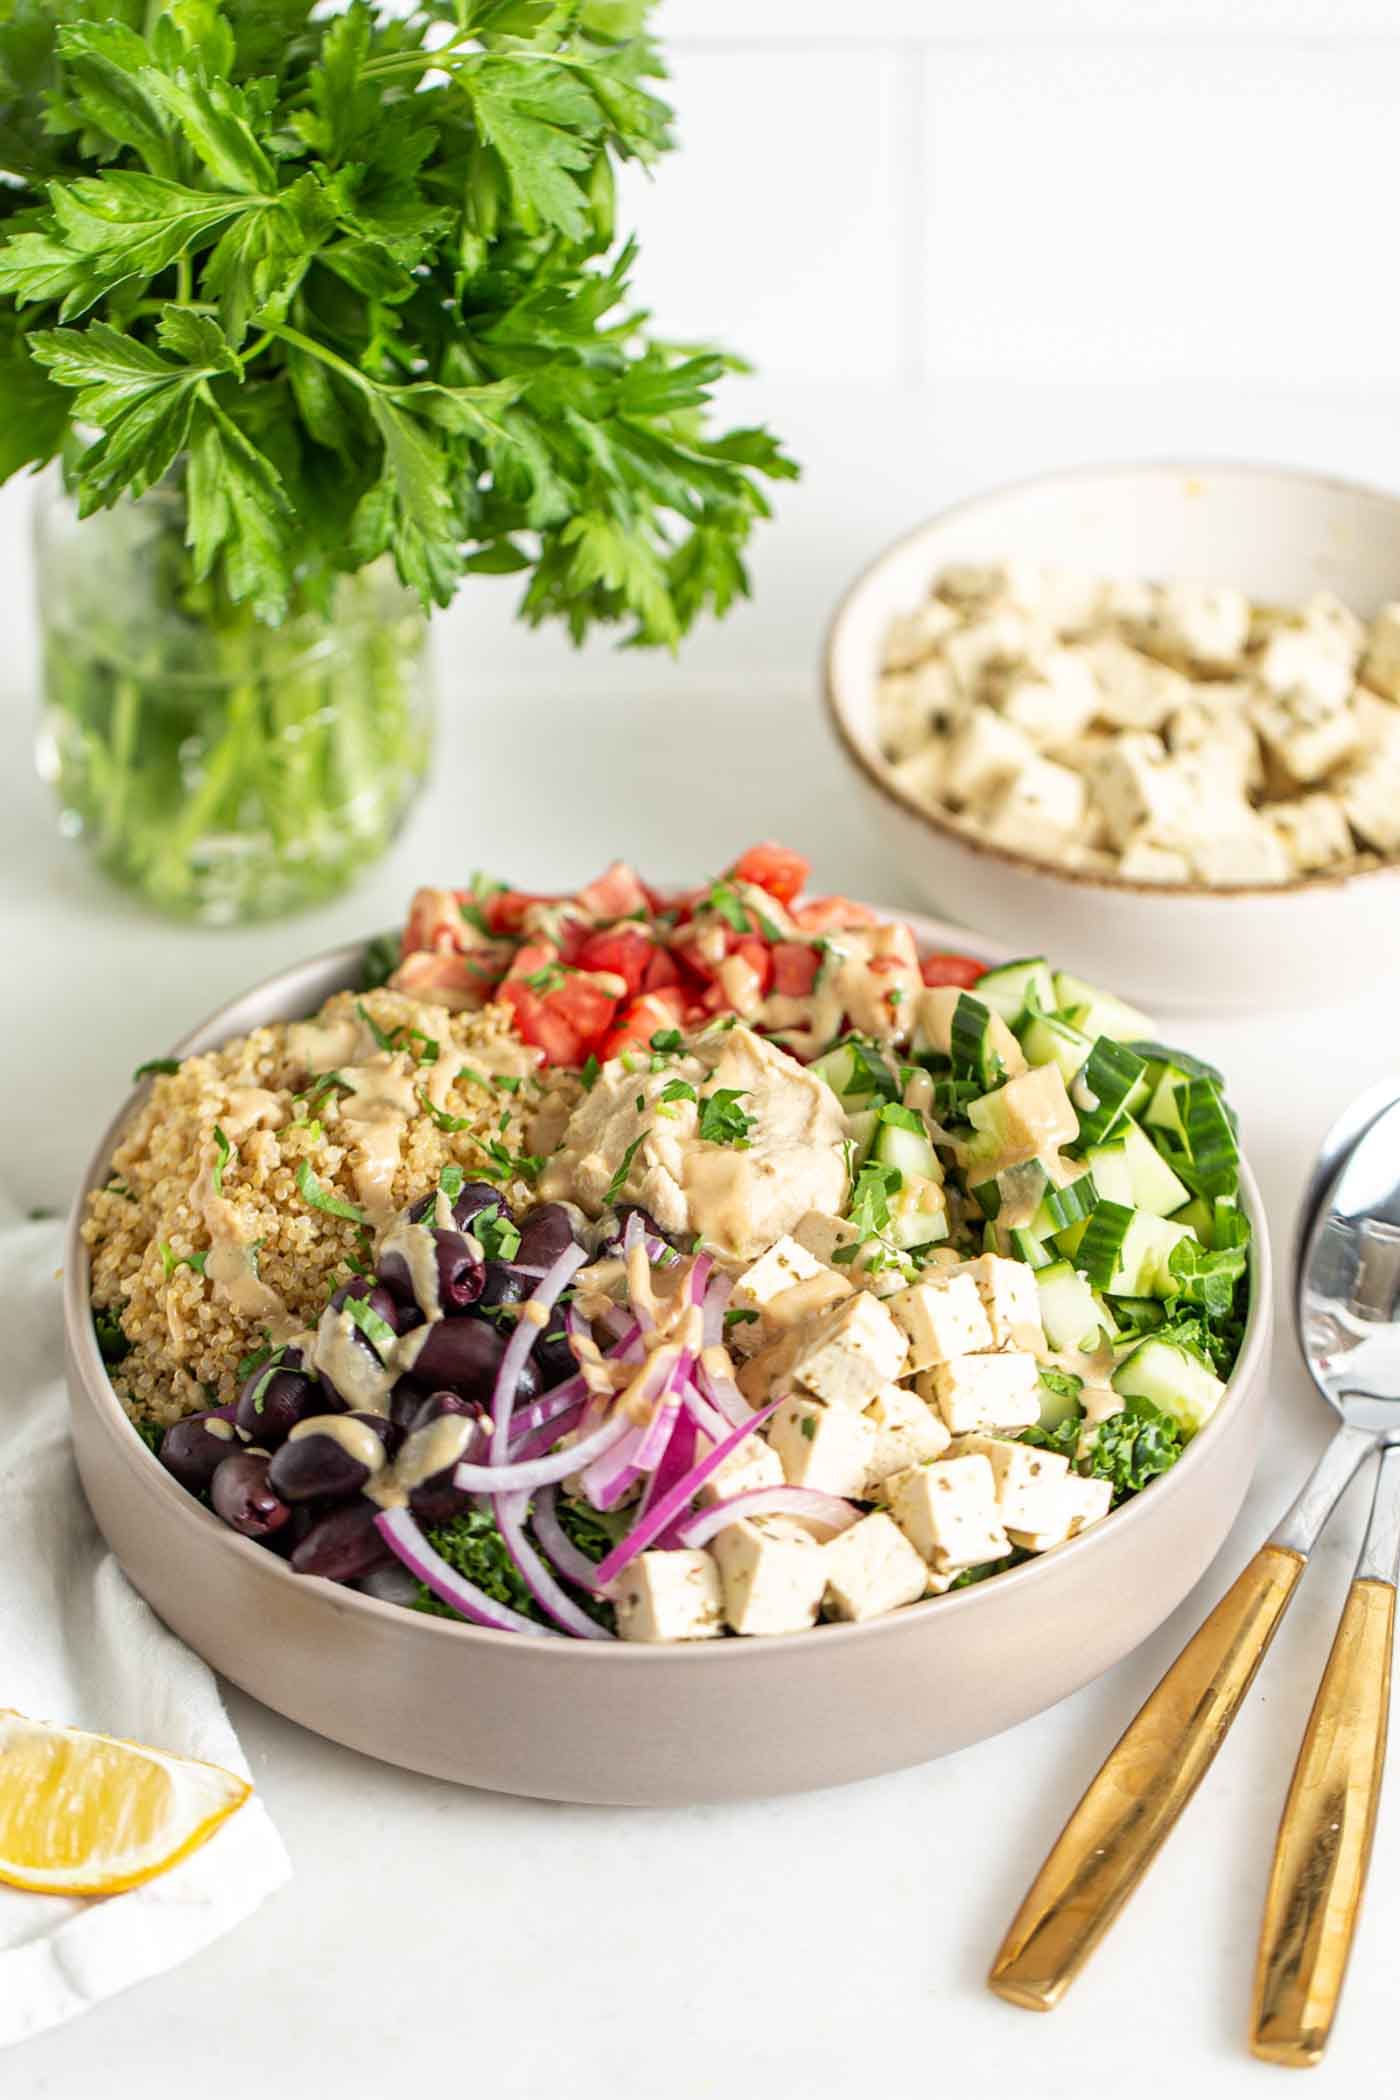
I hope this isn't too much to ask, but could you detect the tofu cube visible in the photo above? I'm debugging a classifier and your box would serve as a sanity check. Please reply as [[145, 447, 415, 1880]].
[[862, 1382, 951, 1494], [943, 610, 1043, 703], [1187, 818, 1292, 886], [947, 1434, 1072, 1530], [1166, 685, 1264, 793], [1117, 834, 1192, 884], [998, 649, 1099, 751], [1075, 636, 1191, 732], [711, 1516, 827, 1636], [614, 1549, 726, 1642], [735, 1333, 799, 1408], [878, 660, 960, 764], [965, 1062, 1078, 1170], [791, 1208, 862, 1269], [769, 1394, 877, 1498], [786, 1292, 909, 1411], [1008, 1474, 1114, 1552], [1362, 602, 1400, 703], [822, 1513, 930, 1623], [695, 1429, 785, 1507], [1337, 752, 1400, 853], [1352, 688, 1400, 763], [889, 741, 953, 811], [1141, 582, 1251, 671], [1087, 734, 1186, 850], [1265, 793, 1354, 874], [942, 705, 1037, 808], [881, 599, 961, 672], [959, 1253, 1047, 1350], [888, 1456, 1010, 1572], [917, 1351, 1041, 1435], [1256, 626, 1355, 711], [980, 756, 1087, 854], [885, 1272, 993, 1371], [1250, 688, 1361, 785], [1302, 591, 1367, 661], [730, 1235, 851, 1348]]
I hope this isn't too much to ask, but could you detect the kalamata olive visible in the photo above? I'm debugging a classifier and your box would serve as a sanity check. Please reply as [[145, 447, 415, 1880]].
[[596, 1205, 677, 1258], [409, 1389, 480, 1433], [516, 1204, 578, 1269], [380, 1228, 484, 1317], [390, 1376, 435, 1431], [411, 1180, 508, 1233], [289, 1499, 392, 1581], [479, 1260, 526, 1310], [401, 1393, 486, 1524], [329, 1279, 403, 1329], [532, 1317, 576, 1387], [407, 1316, 506, 1399], [159, 1407, 242, 1493], [236, 1360, 324, 1446], [210, 1452, 292, 1538], [266, 1413, 400, 1503]]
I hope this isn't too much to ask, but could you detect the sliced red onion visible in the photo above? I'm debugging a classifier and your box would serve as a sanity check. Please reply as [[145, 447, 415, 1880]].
[[507, 1398, 586, 1467], [697, 1359, 755, 1432], [679, 1378, 731, 1445], [636, 1412, 697, 1524], [687, 1252, 714, 1308], [495, 1490, 613, 1640], [701, 1270, 732, 1349], [489, 1241, 588, 1464], [578, 1349, 675, 1509], [531, 1485, 609, 1596], [590, 1399, 783, 1591], [507, 1386, 584, 1450], [673, 1487, 859, 1550], [453, 1406, 628, 1493], [374, 1507, 552, 1637], [622, 1209, 646, 1257]]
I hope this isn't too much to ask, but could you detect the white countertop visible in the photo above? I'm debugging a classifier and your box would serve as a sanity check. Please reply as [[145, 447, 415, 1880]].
[[7, 376, 1400, 2098]]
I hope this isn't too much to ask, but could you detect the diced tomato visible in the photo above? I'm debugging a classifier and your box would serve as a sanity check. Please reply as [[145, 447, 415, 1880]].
[[485, 889, 553, 937], [500, 967, 621, 1066], [390, 949, 500, 1007], [642, 947, 682, 992], [402, 887, 460, 955], [573, 859, 650, 923], [771, 941, 821, 998], [575, 926, 655, 998], [504, 938, 558, 983], [598, 987, 687, 1061], [734, 938, 773, 995], [919, 953, 985, 989], [791, 895, 880, 933], [727, 843, 810, 907]]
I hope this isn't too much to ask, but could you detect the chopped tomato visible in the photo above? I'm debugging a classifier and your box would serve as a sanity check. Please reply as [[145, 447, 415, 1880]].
[[771, 942, 821, 998], [575, 926, 655, 998], [574, 859, 649, 922], [391, 950, 498, 1006], [598, 987, 688, 1060], [500, 968, 620, 1065], [919, 953, 985, 989], [485, 889, 553, 937], [791, 895, 880, 933], [402, 887, 459, 955], [504, 937, 558, 983], [727, 843, 810, 907], [642, 947, 682, 992]]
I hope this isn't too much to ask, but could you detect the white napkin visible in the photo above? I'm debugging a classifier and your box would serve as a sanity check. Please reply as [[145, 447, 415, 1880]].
[[0, 1201, 291, 2049]]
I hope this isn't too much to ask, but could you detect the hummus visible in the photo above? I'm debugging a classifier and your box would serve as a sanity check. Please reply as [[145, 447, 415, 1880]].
[[538, 1025, 849, 1262]]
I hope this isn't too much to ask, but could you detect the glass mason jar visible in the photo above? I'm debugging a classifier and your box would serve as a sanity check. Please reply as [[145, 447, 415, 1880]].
[[34, 470, 434, 924]]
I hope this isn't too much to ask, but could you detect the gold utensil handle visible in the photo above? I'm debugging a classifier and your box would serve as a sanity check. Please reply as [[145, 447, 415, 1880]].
[[990, 1543, 1306, 2012], [1251, 1575, 1395, 2066]]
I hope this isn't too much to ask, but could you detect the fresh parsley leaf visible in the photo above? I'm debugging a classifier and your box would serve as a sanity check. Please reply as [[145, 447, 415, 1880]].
[[211, 1124, 233, 1194], [580, 1053, 601, 1092], [93, 1303, 130, 1365], [356, 999, 402, 1053], [846, 1159, 901, 1240], [724, 1308, 759, 1332], [1079, 1398, 1183, 1501], [295, 1158, 368, 1225], [475, 1208, 522, 1263], [659, 1078, 697, 1105], [438, 1164, 465, 1201], [132, 1056, 180, 1080], [344, 1293, 397, 1356], [697, 1088, 754, 1148], [361, 932, 400, 991], [604, 1132, 646, 1205], [650, 1028, 682, 1054]]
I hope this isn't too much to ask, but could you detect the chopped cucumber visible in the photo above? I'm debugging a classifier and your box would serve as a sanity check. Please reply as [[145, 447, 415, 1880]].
[[950, 992, 1008, 1090], [811, 1037, 897, 1110], [1037, 1260, 1112, 1354], [1076, 1202, 1197, 1297], [1083, 1137, 1134, 1206], [872, 1114, 940, 1185], [1053, 971, 1157, 1044], [1144, 1066, 1190, 1143], [1010, 1225, 1053, 1269], [1031, 1170, 1099, 1239], [1069, 1037, 1150, 1149], [887, 1175, 949, 1250], [1021, 1010, 1093, 1084], [974, 957, 1055, 1028], [1170, 1195, 1215, 1246], [1112, 1337, 1226, 1436], [1036, 1372, 1082, 1433], [1120, 1120, 1190, 1216], [845, 1108, 879, 1169]]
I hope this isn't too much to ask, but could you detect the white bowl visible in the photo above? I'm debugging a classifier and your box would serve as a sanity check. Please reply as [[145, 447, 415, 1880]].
[[65, 916, 1272, 1805], [824, 460, 1400, 1013]]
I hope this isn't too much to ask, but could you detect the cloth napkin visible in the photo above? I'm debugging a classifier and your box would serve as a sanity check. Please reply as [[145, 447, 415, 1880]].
[[0, 1200, 291, 2049]]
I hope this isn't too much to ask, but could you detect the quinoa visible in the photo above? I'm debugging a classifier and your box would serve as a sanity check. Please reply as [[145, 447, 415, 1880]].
[[83, 987, 547, 1428]]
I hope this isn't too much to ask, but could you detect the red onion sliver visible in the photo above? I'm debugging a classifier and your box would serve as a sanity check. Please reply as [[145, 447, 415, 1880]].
[[374, 1507, 552, 1637], [454, 1406, 628, 1494], [679, 1378, 731, 1446], [591, 1399, 783, 1591], [674, 1487, 860, 1550], [495, 1490, 613, 1640], [700, 1270, 732, 1349], [637, 1412, 697, 1525], [697, 1360, 755, 1431], [490, 1241, 587, 1464], [508, 1399, 586, 1468], [531, 1485, 608, 1596]]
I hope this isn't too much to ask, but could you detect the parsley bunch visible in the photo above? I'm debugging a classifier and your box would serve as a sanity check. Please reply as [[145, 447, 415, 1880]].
[[0, 0, 796, 639]]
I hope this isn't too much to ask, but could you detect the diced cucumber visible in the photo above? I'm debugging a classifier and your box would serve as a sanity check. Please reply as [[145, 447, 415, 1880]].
[[1121, 1120, 1191, 1216], [1053, 972, 1157, 1044], [974, 957, 1055, 1028], [1144, 1066, 1190, 1143], [1083, 1138, 1134, 1206], [1069, 1037, 1150, 1149], [1112, 1337, 1226, 1436], [1170, 1195, 1215, 1246], [1031, 1169, 1099, 1239], [981, 1158, 1051, 1228], [811, 1036, 897, 1110], [1010, 1225, 1053, 1269], [845, 1108, 879, 1169], [1037, 1260, 1112, 1354], [886, 1174, 949, 1250], [1076, 1202, 1197, 1297], [1036, 1372, 1082, 1433], [811, 1041, 858, 1096], [1021, 1011, 1094, 1084], [872, 1114, 940, 1184], [950, 992, 1008, 1090]]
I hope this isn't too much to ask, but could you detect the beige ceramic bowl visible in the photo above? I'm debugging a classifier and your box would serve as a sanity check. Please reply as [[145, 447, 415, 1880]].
[[825, 460, 1400, 1013], [65, 918, 1273, 1805]]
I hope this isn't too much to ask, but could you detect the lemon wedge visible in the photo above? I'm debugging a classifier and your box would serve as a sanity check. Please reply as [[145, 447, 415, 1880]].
[[0, 1709, 252, 1896]]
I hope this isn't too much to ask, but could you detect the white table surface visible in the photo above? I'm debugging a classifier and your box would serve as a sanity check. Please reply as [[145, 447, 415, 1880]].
[[6, 376, 1400, 2098]]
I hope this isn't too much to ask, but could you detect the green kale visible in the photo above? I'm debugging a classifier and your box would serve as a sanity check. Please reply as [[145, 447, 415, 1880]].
[[93, 1303, 130, 1365], [131, 1416, 165, 1458], [412, 1507, 540, 1625], [1079, 1397, 1184, 1501]]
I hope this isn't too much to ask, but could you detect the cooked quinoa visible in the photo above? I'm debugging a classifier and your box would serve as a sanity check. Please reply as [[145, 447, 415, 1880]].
[[84, 987, 548, 1426]]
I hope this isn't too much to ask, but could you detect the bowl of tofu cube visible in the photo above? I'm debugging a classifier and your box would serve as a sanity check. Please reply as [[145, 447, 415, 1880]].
[[824, 460, 1400, 1011], [66, 925, 1272, 1805]]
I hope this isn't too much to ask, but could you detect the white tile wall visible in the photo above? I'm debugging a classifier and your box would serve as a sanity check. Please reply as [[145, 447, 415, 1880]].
[[638, 0, 1400, 386]]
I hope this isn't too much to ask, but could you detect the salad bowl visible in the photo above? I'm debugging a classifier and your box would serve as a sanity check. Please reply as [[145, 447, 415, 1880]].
[[64, 909, 1273, 1806]]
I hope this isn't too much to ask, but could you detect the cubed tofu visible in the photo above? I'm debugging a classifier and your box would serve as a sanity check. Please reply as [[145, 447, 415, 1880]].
[[730, 1235, 851, 1348], [947, 1434, 1071, 1530], [822, 1512, 930, 1623], [1187, 817, 1292, 886], [791, 1209, 862, 1269], [881, 599, 961, 672], [711, 1516, 827, 1636], [1087, 733, 1186, 850], [958, 1253, 1047, 1351], [1140, 582, 1251, 671], [888, 1455, 1010, 1572], [943, 610, 1044, 702], [884, 1273, 993, 1372], [998, 649, 1099, 751], [1166, 685, 1264, 792], [942, 705, 1037, 808], [1362, 602, 1400, 702], [862, 1382, 951, 1494], [934, 559, 1041, 614], [1336, 751, 1400, 853], [1352, 687, 1400, 763], [889, 741, 953, 811], [614, 1549, 726, 1642], [786, 1292, 910, 1410], [695, 1428, 786, 1506], [1265, 793, 1354, 873], [1255, 625, 1355, 711], [1075, 636, 1191, 732], [1008, 1474, 1114, 1552], [1302, 591, 1367, 661], [980, 756, 1088, 854], [735, 1333, 800, 1408], [917, 1350, 1041, 1435], [877, 659, 961, 763], [769, 1393, 877, 1497], [966, 1062, 1078, 1171], [1249, 687, 1361, 785], [1117, 833, 1193, 884]]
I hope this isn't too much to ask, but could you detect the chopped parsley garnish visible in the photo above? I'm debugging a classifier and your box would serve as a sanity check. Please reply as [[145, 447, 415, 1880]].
[[522, 964, 567, 995], [132, 1057, 180, 1080], [604, 1133, 647, 1205], [493, 1074, 521, 1094], [697, 1088, 755, 1148], [650, 1028, 683, 1054], [361, 933, 400, 991], [724, 1308, 759, 1332], [580, 1054, 601, 1092], [658, 1077, 698, 1110], [438, 1165, 465, 1201], [211, 1125, 233, 1195], [295, 1160, 368, 1225], [475, 1208, 522, 1263], [297, 1070, 352, 1118], [245, 1346, 291, 1414], [635, 1093, 645, 1112], [469, 1131, 546, 1187], [406, 1028, 439, 1065], [706, 881, 751, 934], [417, 1088, 472, 1134], [356, 1000, 402, 1054], [847, 1159, 901, 1240], [799, 1413, 818, 1441], [457, 1065, 490, 1092], [93, 1305, 130, 1364], [878, 1102, 925, 1135], [458, 900, 492, 935], [104, 1177, 135, 1201], [344, 1295, 398, 1355], [159, 1243, 207, 1279], [236, 1341, 274, 1383]]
